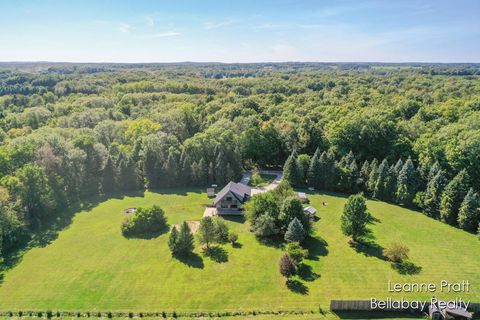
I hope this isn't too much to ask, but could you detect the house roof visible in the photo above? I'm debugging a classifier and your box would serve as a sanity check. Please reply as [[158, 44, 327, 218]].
[[297, 192, 308, 199], [303, 206, 317, 215], [214, 181, 251, 205]]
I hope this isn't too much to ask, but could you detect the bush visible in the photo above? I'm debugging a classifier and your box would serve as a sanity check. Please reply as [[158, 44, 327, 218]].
[[285, 242, 308, 264], [213, 218, 229, 242], [121, 205, 167, 237], [279, 253, 296, 279], [228, 232, 238, 244], [252, 214, 278, 237], [383, 242, 410, 263]]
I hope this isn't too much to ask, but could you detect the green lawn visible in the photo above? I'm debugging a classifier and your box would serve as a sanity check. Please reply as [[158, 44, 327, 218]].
[[0, 188, 478, 314]]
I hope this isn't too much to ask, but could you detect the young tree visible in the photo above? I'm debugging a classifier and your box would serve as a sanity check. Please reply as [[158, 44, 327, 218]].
[[168, 226, 179, 255], [341, 194, 370, 242], [395, 157, 417, 206], [284, 217, 306, 243], [197, 216, 216, 249], [177, 221, 195, 254], [213, 218, 229, 242], [228, 232, 238, 245], [279, 253, 296, 279], [440, 169, 470, 225], [457, 188, 480, 231]]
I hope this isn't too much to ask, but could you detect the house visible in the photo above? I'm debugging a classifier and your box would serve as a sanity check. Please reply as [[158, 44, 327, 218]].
[[297, 192, 309, 203], [429, 301, 472, 320], [213, 181, 251, 212], [303, 206, 317, 219]]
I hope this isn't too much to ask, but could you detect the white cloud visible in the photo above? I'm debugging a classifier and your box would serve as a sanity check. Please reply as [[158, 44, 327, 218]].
[[140, 32, 180, 39], [204, 20, 235, 30], [119, 23, 133, 34], [145, 15, 155, 27]]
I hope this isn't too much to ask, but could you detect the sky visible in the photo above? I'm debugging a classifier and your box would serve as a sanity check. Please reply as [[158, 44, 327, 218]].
[[0, 0, 479, 63]]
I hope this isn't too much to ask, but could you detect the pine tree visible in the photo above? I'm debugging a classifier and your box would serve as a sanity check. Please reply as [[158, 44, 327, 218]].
[[360, 160, 370, 191], [440, 169, 470, 225], [393, 159, 403, 175], [307, 150, 321, 189], [163, 150, 179, 187], [384, 165, 398, 201], [348, 160, 359, 193], [396, 157, 417, 206], [283, 153, 301, 187], [427, 161, 441, 182], [214, 149, 227, 185], [325, 150, 337, 190], [177, 221, 195, 254], [102, 155, 116, 194], [367, 158, 379, 193], [374, 159, 389, 199], [119, 156, 139, 191], [181, 154, 193, 186], [457, 188, 480, 231], [344, 150, 355, 167], [168, 227, 179, 255], [423, 170, 446, 219], [284, 217, 306, 243], [198, 216, 216, 249]]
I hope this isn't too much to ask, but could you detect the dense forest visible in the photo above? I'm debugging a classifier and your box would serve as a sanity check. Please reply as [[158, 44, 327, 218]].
[[0, 62, 479, 259]]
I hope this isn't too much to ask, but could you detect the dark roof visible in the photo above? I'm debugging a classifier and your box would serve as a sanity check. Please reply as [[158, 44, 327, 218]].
[[214, 181, 251, 205], [445, 308, 472, 319]]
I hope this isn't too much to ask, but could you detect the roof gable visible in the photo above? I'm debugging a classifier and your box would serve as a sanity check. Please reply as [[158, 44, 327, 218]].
[[214, 181, 251, 205]]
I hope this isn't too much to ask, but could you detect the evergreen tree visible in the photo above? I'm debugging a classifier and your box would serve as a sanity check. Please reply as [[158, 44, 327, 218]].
[[395, 157, 417, 206], [440, 169, 470, 225], [384, 165, 398, 201], [279, 197, 310, 233], [102, 155, 116, 194], [283, 153, 301, 187], [325, 150, 337, 190], [214, 149, 227, 185], [367, 158, 379, 193], [374, 159, 389, 199], [198, 216, 216, 249], [393, 159, 403, 175], [168, 226, 179, 255], [344, 150, 355, 167], [163, 150, 179, 187], [284, 217, 306, 243], [423, 170, 446, 219], [119, 156, 139, 191], [457, 188, 480, 231], [427, 161, 441, 182], [177, 221, 195, 254], [348, 160, 359, 193], [359, 160, 370, 191], [307, 150, 321, 188], [181, 154, 193, 186], [341, 194, 370, 242]]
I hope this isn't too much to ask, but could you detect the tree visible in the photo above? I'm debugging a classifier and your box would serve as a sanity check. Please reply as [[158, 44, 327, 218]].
[[168, 226, 179, 255], [285, 242, 308, 265], [252, 213, 278, 237], [279, 253, 296, 279], [367, 159, 379, 193], [197, 216, 216, 249], [457, 188, 480, 231], [177, 221, 195, 254], [102, 155, 116, 194], [228, 232, 238, 245], [307, 150, 322, 189], [359, 160, 370, 191], [284, 217, 306, 243], [374, 159, 389, 199], [121, 205, 167, 237], [341, 194, 370, 242], [16, 164, 55, 227], [423, 170, 446, 219], [283, 153, 301, 187], [279, 196, 309, 233], [213, 217, 229, 242], [383, 242, 409, 263], [163, 149, 179, 187], [396, 157, 417, 206], [440, 170, 470, 225], [296, 154, 311, 185]]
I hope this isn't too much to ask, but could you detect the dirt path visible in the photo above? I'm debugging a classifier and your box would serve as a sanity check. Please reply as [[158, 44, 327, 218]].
[[240, 170, 283, 195]]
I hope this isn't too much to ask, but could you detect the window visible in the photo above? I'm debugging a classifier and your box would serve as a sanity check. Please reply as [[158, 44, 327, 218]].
[[226, 196, 232, 201]]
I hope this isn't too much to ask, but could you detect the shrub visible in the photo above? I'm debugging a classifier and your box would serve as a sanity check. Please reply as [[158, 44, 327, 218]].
[[169, 222, 195, 256], [279, 253, 296, 279], [252, 214, 278, 237], [121, 205, 167, 237], [383, 242, 410, 263], [228, 232, 238, 244], [285, 242, 308, 264], [213, 218, 229, 242]]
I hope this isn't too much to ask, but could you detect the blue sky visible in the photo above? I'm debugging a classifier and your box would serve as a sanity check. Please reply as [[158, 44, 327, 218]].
[[0, 0, 479, 62]]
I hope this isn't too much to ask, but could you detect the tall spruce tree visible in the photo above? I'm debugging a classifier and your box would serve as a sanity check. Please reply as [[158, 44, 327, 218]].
[[102, 155, 116, 194], [367, 158, 379, 193], [307, 149, 321, 189], [283, 153, 301, 187], [163, 150, 179, 187], [440, 169, 470, 225], [395, 157, 417, 206], [360, 160, 370, 191], [457, 188, 480, 231], [423, 170, 447, 219], [374, 159, 389, 199], [284, 217, 306, 243], [177, 221, 195, 254], [384, 165, 398, 201]]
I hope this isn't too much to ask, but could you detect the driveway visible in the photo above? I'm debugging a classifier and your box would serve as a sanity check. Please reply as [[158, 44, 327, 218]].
[[240, 170, 283, 195]]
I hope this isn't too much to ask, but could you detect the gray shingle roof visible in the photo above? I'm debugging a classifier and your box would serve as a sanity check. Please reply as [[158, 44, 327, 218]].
[[214, 181, 251, 205]]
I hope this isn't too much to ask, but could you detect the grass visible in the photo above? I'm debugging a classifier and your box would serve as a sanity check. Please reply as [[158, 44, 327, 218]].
[[249, 173, 277, 187], [0, 188, 479, 314]]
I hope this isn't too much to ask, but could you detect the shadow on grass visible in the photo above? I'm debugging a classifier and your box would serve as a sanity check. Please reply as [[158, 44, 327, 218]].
[[123, 225, 169, 240], [304, 236, 329, 260], [255, 234, 284, 249], [203, 246, 228, 263], [349, 238, 386, 261], [286, 279, 309, 295], [297, 263, 320, 282], [392, 261, 422, 275], [221, 215, 245, 224], [173, 252, 204, 269], [333, 311, 422, 319]]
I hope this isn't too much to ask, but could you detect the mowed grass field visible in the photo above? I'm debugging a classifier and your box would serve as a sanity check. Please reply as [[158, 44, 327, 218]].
[[0, 188, 479, 314]]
